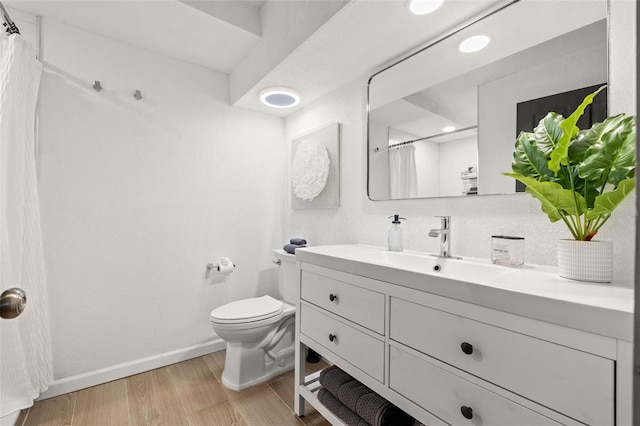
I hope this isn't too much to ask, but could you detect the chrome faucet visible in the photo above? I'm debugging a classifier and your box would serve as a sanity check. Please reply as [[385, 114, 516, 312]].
[[429, 216, 460, 259]]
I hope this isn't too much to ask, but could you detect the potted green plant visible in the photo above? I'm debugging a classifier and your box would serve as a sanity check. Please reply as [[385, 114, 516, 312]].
[[504, 86, 636, 283]]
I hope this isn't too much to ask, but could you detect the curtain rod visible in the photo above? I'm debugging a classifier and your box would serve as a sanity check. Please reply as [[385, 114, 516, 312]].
[[374, 125, 478, 152], [0, 1, 20, 35]]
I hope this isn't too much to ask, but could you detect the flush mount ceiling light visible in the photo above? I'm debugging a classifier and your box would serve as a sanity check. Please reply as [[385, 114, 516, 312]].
[[260, 87, 300, 108], [442, 126, 455, 133], [407, 0, 443, 15], [459, 35, 490, 53]]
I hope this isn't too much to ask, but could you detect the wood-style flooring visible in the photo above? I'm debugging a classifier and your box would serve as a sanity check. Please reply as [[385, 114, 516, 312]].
[[15, 351, 330, 426]]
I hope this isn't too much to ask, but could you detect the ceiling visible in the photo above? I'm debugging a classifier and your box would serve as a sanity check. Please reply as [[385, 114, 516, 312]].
[[5, 0, 508, 117]]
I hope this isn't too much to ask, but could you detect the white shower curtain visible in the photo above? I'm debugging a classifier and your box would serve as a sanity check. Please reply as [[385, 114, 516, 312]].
[[0, 33, 53, 416], [389, 145, 418, 199]]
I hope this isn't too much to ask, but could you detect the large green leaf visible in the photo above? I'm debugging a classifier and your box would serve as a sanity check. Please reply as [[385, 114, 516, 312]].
[[586, 178, 635, 220], [579, 114, 636, 186], [511, 132, 554, 181], [532, 113, 564, 156], [549, 85, 607, 172], [503, 173, 586, 222], [568, 130, 595, 164]]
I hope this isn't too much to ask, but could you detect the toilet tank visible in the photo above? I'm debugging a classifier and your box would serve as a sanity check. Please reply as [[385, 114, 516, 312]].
[[273, 249, 298, 304]]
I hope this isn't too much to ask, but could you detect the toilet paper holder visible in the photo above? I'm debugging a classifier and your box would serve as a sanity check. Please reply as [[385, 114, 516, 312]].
[[206, 258, 236, 271]]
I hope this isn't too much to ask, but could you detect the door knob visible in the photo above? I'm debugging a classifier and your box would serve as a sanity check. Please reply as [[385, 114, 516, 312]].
[[1, 288, 27, 319]]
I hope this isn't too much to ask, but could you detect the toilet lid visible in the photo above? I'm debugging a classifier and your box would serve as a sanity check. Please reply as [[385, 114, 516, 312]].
[[210, 295, 283, 324]]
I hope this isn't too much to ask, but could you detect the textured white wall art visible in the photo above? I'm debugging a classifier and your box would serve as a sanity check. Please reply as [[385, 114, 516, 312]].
[[291, 139, 330, 200], [291, 123, 340, 209]]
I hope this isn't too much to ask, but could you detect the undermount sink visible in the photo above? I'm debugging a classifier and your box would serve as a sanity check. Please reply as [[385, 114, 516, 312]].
[[348, 249, 514, 283]]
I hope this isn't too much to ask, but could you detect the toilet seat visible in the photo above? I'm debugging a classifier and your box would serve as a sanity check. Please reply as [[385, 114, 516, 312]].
[[210, 295, 283, 324]]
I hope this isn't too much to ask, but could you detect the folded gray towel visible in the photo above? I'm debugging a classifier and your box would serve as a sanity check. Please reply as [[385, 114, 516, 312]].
[[290, 238, 307, 245], [319, 364, 354, 396], [357, 392, 414, 426], [318, 387, 370, 426], [319, 366, 414, 426], [336, 379, 369, 411], [283, 243, 306, 254]]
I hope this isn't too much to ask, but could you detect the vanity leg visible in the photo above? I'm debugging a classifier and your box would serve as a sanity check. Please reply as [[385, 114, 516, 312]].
[[294, 341, 306, 416], [294, 260, 306, 416]]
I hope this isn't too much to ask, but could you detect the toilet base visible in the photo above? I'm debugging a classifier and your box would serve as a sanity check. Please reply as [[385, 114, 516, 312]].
[[221, 350, 295, 391], [219, 311, 295, 391]]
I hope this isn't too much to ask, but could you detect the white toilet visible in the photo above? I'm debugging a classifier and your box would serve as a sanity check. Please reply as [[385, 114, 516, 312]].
[[209, 249, 297, 391]]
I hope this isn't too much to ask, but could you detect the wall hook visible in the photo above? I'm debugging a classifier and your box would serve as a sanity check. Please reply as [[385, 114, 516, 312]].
[[93, 81, 102, 92], [133, 90, 142, 100]]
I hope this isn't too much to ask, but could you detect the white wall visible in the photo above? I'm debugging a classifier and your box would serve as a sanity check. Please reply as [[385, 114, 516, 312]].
[[283, 1, 636, 288], [609, 0, 637, 115], [439, 137, 477, 197], [36, 18, 284, 381]]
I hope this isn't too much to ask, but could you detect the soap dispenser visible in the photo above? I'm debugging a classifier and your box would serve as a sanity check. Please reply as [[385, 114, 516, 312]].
[[388, 215, 406, 252]]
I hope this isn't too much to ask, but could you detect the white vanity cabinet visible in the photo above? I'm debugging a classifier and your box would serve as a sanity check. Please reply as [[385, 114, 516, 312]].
[[293, 246, 633, 426]]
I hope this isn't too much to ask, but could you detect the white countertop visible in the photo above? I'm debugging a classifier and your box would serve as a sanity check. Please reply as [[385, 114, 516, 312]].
[[295, 244, 634, 342]]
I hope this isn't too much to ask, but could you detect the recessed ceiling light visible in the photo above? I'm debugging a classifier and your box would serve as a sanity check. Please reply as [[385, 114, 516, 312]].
[[442, 126, 455, 133], [407, 0, 443, 15], [459, 35, 490, 53], [259, 87, 301, 108]]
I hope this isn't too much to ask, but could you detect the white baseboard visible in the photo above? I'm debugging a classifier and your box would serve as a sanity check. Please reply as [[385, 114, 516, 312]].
[[38, 339, 226, 400]]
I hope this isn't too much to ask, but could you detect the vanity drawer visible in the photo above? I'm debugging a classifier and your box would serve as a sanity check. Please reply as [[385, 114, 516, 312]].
[[389, 345, 562, 426], [300, 304, 384, 382], [301, 271, 385, 334], [390, 297, 614, 425]]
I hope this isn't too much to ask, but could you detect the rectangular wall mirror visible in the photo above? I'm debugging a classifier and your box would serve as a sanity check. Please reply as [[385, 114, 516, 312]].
[[367, 0, 608, 200]]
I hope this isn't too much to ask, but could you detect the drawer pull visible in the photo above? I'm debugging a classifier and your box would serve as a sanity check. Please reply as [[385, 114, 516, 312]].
[[460, 342, 474, 355], [329, 333, 337, 342], [329, 293, 338, 302], [460, 406, 473, 420]]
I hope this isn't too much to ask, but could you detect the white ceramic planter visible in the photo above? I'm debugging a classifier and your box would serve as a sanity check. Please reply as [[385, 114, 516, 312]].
[[557, 240, 613, 283]]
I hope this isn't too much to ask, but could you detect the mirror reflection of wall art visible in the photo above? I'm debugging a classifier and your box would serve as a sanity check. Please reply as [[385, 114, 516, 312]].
[[291, 123, 340, 209]]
